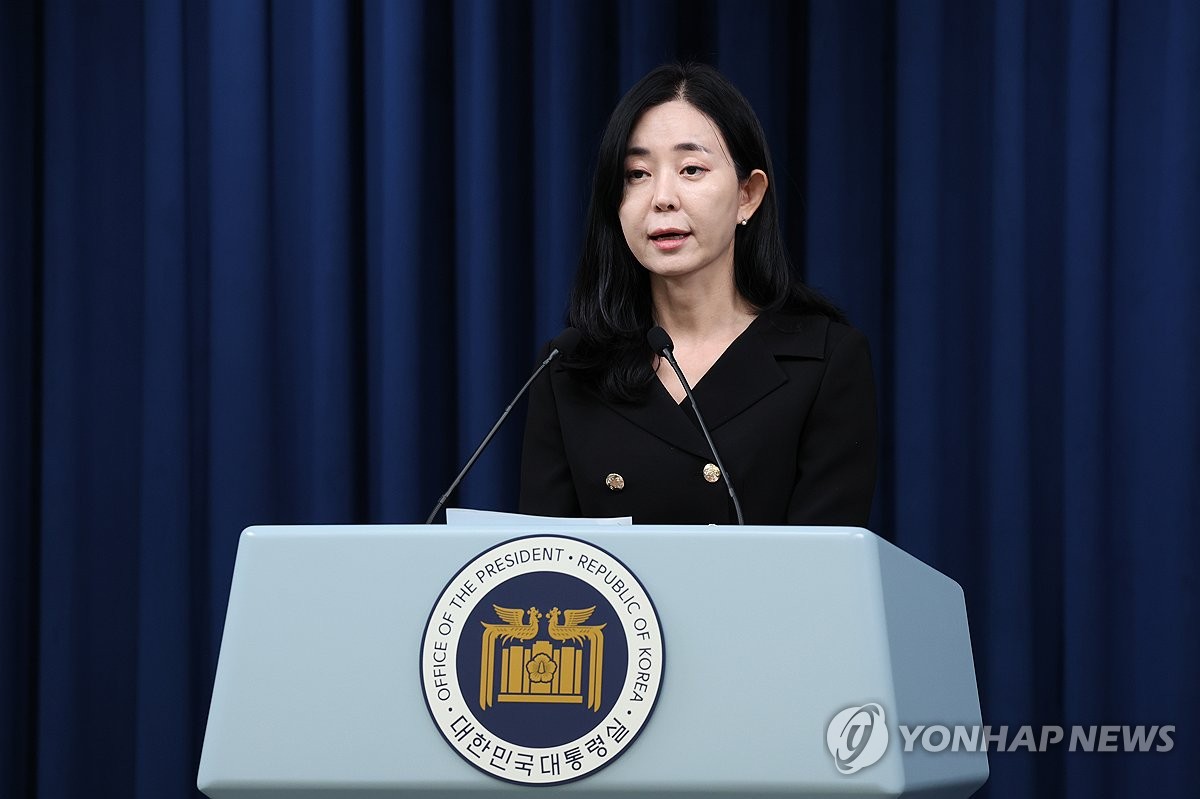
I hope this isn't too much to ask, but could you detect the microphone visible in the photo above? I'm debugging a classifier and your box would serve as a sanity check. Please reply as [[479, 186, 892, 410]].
[[647, 326, 745, 525], [425, 327, 582, 524]]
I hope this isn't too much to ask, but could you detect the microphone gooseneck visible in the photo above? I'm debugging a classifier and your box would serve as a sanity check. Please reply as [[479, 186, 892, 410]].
[[647, 325, 745, 525], [425, 327, 581, 525]]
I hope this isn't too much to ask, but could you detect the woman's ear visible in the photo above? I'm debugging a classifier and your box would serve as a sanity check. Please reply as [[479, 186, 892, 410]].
[[739, 169, 768, 222]]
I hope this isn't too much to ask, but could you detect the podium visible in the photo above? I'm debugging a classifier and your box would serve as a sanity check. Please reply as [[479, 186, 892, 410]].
[[198, 525, 987, 797]]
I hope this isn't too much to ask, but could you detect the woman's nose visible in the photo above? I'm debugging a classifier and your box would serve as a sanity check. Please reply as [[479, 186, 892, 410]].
[[652, 176, 678, 211]]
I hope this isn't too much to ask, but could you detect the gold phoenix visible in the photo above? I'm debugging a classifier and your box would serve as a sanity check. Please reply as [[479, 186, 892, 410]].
[[479, 605, 606, 711]]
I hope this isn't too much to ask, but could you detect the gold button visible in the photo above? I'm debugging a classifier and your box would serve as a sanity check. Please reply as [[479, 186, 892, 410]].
[[605, 473, 625, 491], [702, 463, 721, 483]]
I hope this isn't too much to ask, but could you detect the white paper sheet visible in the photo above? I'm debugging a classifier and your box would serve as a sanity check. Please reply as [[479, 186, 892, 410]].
[[443, 508, 632, 526]]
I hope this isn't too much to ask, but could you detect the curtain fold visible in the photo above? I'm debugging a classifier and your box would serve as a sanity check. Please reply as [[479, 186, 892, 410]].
[[2, 1, 1197, 797], [136, 1, 198, 796], [364, 0, 454, 521], [451, 0, 531, 512], [0, 2, 39, 797]]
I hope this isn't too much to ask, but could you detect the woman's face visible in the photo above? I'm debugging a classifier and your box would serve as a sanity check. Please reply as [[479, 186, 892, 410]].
[[619, 100, 757, 284]]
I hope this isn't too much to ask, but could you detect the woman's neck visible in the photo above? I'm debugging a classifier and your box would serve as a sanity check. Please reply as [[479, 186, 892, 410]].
[[649, 271, 757, 346]]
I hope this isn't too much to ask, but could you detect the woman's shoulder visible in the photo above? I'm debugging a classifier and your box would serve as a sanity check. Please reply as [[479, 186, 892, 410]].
[[755, 308, 866, 359]]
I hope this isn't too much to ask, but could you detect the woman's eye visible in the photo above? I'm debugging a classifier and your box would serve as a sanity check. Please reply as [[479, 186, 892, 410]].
[[626, 169, 649, 182], [681, 165, 707, 176]]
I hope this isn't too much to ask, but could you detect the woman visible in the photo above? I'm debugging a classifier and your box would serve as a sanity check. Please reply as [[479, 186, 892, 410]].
[[520, 63, 877, 527]]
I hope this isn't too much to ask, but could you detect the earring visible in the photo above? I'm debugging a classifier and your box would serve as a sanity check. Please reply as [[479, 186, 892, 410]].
[[739, 218, 748, 226]]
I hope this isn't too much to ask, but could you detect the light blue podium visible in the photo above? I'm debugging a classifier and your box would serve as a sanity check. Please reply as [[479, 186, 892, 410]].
[[197, 525, 987, 797]]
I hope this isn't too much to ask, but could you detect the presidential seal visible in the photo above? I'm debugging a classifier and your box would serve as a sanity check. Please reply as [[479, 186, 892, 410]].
[[420, 535, 664, 785]]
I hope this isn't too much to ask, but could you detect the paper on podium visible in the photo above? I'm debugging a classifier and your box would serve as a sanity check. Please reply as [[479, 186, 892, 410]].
[[444, 507, 632, 526]]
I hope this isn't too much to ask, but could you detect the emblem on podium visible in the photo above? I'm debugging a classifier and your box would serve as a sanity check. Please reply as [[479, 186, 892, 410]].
[[480, 605, 606, 711], [420, 535, 663, 785]]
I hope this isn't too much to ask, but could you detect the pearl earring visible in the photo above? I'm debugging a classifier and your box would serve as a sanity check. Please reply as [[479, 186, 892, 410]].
[[739, 218, 748, 226]]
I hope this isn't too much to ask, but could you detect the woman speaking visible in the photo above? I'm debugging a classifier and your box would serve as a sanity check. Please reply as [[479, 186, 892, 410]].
[[520, 63, 877, 527]]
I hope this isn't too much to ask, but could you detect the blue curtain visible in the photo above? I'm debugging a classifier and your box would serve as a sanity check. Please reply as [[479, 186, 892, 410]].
[[2, 1, 1196, 797]]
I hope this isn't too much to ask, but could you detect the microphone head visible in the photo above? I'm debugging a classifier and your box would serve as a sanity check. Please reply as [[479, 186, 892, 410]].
[[646, 325, 673, 355], [552, 327, 582, 357]]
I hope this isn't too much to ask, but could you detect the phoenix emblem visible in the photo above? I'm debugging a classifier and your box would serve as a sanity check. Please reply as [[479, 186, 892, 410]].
[[478, 603, 606, 711]]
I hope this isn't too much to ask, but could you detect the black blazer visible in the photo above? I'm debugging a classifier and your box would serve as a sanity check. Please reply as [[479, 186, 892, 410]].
[[519, 311, 878, 526]]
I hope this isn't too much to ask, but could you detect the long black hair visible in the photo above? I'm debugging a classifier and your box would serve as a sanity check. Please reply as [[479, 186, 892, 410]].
[[567, 62, 844, 402]]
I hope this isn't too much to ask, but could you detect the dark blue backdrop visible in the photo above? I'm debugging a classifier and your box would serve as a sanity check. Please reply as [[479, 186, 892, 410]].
[[2, 1, 1197, 797]]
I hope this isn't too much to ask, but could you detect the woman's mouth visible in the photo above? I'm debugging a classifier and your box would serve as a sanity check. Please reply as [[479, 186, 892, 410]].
[[649, 230, 689, 251]]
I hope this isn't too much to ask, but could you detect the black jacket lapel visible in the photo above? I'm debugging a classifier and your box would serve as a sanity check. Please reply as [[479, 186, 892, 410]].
[[600, 379, 715, 461], [691, 312, 830, 431], [589, 311, 831, 458]]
